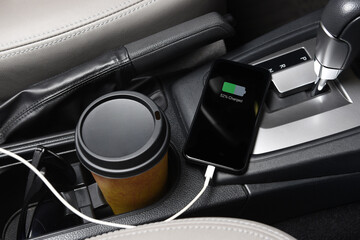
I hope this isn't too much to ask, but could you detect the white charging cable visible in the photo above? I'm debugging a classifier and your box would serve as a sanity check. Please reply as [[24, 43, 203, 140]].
[[164, 165, 215, 222], [0, 147, 215, 229]]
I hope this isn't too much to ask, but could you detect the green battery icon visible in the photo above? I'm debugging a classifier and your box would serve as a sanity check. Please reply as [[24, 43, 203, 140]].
[[222, 82, 246, 97]]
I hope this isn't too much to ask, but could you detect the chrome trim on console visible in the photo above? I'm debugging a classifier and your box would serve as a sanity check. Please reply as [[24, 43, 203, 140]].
[[252, 39, 358, 154]]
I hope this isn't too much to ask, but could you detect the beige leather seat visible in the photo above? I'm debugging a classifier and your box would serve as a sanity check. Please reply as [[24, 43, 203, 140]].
[[0, 0, 225, 102], [87, 218, 296, 240]]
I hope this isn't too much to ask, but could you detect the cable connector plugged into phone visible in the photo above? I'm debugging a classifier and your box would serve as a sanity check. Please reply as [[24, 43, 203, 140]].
[[205, 165, 216, 180], [164, 165, 216, 222]]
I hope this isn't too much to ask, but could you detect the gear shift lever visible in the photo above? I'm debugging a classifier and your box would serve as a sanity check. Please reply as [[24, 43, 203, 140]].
[[314, 0, 360, 92]]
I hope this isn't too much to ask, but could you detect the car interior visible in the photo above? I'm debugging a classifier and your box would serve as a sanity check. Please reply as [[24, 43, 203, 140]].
[[2, 0, 360, 239]]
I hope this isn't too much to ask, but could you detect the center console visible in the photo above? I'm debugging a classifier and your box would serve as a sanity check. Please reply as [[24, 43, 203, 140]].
[[2, 7, 360, 240]]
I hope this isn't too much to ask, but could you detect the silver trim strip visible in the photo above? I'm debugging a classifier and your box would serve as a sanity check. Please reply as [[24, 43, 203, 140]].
[[252, 39, 358, 154]]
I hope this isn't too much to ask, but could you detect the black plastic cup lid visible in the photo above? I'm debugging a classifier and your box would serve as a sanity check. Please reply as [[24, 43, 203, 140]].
[[75, 91, 170, 178]]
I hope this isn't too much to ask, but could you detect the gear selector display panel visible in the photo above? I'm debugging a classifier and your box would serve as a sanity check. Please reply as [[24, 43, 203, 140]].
[[256, 48, 311, 74]]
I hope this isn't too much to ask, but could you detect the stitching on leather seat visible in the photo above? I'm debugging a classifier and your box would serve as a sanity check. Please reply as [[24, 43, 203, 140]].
[[87, 218, 291, 240], [173, 218, 291, 240], [0, 0, 156, 59], [90, 225, 276, 240], [0, 0, 142, 48]]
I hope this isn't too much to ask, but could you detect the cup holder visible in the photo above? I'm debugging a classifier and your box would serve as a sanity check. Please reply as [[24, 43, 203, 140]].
[[1, 144, 180, 239]]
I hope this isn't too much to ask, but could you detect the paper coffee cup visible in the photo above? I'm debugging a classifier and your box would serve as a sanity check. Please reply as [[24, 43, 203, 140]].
[[75, 91, 170, 214]]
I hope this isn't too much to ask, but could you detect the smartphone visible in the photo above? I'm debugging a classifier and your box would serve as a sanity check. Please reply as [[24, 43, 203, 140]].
[[183, 60, 271, 174]]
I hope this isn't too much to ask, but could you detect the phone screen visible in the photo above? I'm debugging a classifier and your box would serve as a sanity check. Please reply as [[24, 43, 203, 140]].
[[184, 60, 271, 173]]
